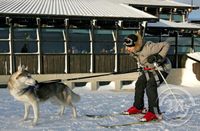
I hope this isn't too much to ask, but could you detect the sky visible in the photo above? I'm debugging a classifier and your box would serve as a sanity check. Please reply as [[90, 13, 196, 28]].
[[174, 0, 200, 20]]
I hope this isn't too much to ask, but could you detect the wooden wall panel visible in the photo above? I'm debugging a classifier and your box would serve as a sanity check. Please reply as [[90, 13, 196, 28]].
[[69, 54, 90, 73], [15, 54, 38, 74], [0, 55, 10, 75], [94, 54, 115, 72], [42, 54, 65, 74], [119, 54, 137, 73]]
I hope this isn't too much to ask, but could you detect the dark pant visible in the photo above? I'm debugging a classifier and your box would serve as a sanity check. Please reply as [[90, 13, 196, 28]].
[[133, 70, 168, 114]]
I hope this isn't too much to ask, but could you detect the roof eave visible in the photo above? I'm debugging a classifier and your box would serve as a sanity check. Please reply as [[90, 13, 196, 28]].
[[0, 13, 158, 22], [130, 4, 199, 10]]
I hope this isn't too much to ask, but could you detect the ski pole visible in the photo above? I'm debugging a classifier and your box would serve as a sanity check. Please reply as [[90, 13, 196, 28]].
[[154, 63, 184, 111]]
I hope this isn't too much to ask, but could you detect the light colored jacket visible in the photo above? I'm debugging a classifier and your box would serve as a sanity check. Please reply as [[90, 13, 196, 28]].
[[130, 41, 171, 73]]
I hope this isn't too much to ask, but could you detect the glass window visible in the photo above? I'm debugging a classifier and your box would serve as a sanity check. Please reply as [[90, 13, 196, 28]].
[[94, 29, 113, 41], [194, 37, 200, 52], [68, 41, 90, 54], [0, 28, 9, 39], [41, 28, 64, 53], [68, 29, 90, 41], [0, 41, 9, 53], [13, 28, 37, 53], [161, 37, 176, 45], [144, 37, 160, 43], [177, 46, 191, 54], [194, 46, 200, 52], [172, 14, 183, 22], [68, 29, 90, 54], [93, 29, 114, 54], [178, 37, 191, 46], [94, 41, 114, 54], [41, 28, 64, 41], [177, 37, 192, 54], [13, 41, 38, 53], [41, 41, 64, 53], [159, 14, 170, 20], [13, 28, 37, 39]]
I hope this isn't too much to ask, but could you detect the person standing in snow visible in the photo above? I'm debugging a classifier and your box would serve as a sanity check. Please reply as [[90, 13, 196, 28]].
[[123, 33, 171, 122]]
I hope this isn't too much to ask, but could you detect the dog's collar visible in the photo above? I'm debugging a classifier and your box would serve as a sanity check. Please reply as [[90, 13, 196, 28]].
[[18, 84, 39, 96]]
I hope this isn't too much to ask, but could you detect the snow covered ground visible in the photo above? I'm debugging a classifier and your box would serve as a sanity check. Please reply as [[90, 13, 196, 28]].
[[0, 83, 200, 131]]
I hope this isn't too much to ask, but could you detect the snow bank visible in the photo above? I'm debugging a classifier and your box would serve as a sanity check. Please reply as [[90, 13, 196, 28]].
[[181, 58, 200, 88]]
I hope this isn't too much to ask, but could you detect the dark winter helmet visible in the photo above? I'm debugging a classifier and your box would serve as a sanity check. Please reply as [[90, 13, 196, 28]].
[[124, 33, 143, 52], [123, 34, 138, 47]]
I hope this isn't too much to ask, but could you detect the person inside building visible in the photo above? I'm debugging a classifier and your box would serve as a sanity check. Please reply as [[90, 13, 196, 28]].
[[123, 33, 171, 122], [21, 44, 28, 53]]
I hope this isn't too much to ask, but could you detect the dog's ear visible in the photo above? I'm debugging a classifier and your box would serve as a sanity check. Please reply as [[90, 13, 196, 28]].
[[17, 65, 23, 72], [25, 66, 28, 70], [17, 65, 27, 72], [21, 65, 25, 70]]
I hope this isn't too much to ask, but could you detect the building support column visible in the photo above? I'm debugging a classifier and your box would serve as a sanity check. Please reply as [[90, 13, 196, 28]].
[[112, 30, 118, 72], [175, 31, 178, 68], [7, 17, 14, 74], [89, 19, 96, 73], [64, 18, 69, 73], [36, 18, 41, 74]]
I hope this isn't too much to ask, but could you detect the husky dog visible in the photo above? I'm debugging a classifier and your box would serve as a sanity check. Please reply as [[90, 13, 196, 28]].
[[7, 65, 80, 126]]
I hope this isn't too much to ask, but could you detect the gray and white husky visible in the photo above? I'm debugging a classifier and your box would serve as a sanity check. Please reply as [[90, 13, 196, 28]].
[[7, 65, 80, 126]]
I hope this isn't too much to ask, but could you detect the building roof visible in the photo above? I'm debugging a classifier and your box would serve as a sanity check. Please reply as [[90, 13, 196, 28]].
[[111, 0, 199, 9], [0, 0, 198, 20], [0, 0, 157, 20], [147, 19, 200, 29]]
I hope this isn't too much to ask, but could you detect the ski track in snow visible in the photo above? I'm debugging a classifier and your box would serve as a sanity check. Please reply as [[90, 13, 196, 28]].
[[0, 85, 200, 131]]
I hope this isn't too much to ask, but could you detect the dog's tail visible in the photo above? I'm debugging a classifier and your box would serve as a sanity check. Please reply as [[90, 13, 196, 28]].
[[70, 89, 80, 103], [64, 86, 80, 103]]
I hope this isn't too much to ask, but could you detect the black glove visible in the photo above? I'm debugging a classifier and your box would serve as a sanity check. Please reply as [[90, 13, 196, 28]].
[[137, 67, 143, 72], [147, 54, 163, 64]]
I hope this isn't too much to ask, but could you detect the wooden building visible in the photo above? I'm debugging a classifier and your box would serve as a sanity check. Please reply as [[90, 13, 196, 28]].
[[0, 0, 199, 75]]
